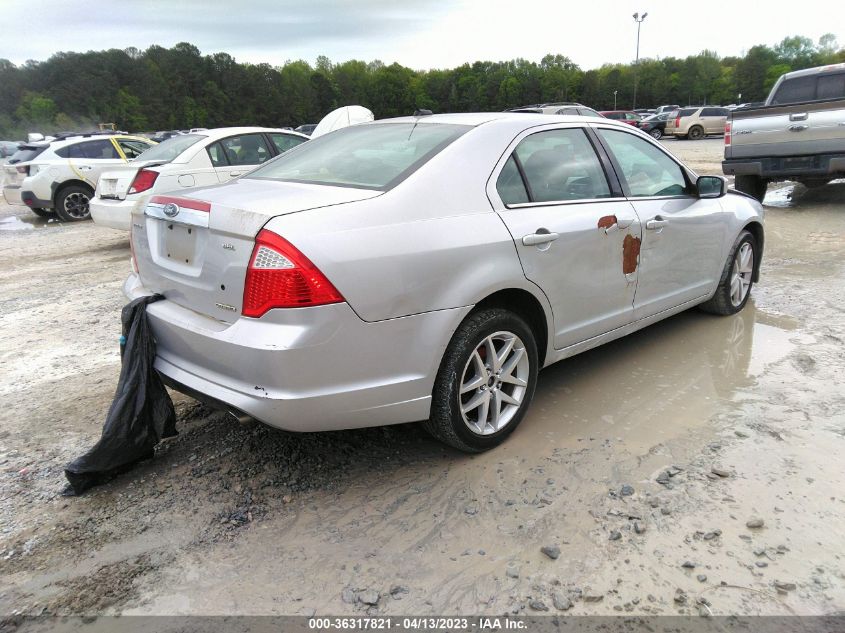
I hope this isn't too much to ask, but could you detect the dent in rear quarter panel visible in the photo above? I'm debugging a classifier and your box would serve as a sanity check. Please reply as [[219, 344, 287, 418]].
[[263, 198, 533, 323]]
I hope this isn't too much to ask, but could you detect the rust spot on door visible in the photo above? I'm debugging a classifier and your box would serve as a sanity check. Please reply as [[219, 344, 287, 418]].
[[597, 215, 617, 229], [622, 234, 641, 274]]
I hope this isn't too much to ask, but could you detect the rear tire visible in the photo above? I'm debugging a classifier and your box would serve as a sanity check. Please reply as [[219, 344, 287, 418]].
[[423, 308, 538, 453], [734, 175, 768, 202], [688, 125, 704, 140], [649, 128, 663, 140], [55, 185, 94, 222], [30, 208, 55, 218], [699, 230, 756, 316]]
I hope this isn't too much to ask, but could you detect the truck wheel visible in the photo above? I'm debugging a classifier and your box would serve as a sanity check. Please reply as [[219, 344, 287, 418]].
[[55, 185, 94, 222], [688, 126, 704, 140], [734, 175, 768, 203]]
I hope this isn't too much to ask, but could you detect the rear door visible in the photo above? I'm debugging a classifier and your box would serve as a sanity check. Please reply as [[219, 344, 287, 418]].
[[488, 125, 641, 349], [700, 107, 728, 134], [59, 139, 125, 188], [593, 126, 726, 319]]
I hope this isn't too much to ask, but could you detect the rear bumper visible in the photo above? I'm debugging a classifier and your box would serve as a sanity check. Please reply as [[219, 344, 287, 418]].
[[722, 154, 845, 179], [123, 273, 470, 432], [2, 185, 24, 206], [90, 197, 135, 231]]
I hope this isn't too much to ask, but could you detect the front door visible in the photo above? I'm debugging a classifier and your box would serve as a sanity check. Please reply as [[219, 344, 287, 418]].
[[490, 126, 641, 350], [593, 126, 727, 320]]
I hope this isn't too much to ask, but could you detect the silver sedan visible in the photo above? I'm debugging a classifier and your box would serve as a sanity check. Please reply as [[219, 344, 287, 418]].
[[125, 113, 764, 452]]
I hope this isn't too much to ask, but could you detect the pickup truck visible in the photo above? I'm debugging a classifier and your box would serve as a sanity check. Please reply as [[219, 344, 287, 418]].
[[722, 63, 845, 201]]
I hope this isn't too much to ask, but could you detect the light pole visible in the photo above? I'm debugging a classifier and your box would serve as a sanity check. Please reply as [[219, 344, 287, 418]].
[[632, 11, 648, 110], [614, 90, 618, 109]]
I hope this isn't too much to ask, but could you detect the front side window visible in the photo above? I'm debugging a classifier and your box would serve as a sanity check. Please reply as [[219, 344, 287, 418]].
[[247, 123, 470, 190], [220, 134, 272, 166], [118, 139, 152, 159], [817, 73, 845, 100], [269, 132, 307, 154], [598, 128, 688, 197], [507, 128, 611, 203]]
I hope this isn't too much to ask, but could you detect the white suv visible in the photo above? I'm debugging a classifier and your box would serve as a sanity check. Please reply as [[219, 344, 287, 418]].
[[2, 134, 155, 221], [90, 127, 308, 231]]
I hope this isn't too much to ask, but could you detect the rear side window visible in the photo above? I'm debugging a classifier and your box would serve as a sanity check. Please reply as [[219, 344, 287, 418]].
[[496, 155, 529, 205], [207, 142, 228, 167], [771, 76, 817, 105], [509, 128, 611, 203], [578, 108, 604, 118], [817, 73, 845, 100], [701, 108, 727, 117], [555, 107, 580, 115], [134, 134, 203, 163], [117, 139, 152, 159], [247, 123, 470, 190], [605, 112, 624, 119], [220, 134, 272, 166], [598, 128, 688, 197], [269, 132, 307, 154], [678, 108, 698, 117]]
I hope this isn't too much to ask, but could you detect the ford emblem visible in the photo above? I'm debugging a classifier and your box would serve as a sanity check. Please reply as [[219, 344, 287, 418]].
[[163, 203, 180, 218]]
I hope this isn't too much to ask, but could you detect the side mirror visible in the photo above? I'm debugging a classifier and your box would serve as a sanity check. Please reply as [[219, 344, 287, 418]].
[[697, 175, 727, 198]]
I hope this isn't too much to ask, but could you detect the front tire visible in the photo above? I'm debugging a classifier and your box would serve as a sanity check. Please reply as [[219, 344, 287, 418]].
[[424, 308, 538, 452], [55, 185, 94, 222], [699, 230, 756, 316], [734, 175, 768, 202], [649, 128, 663, 140]]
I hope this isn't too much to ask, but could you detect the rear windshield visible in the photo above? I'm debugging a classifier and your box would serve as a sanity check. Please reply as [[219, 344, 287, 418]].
[[9, 145, 47, 163], [134, 134, 203, 163], [772, 72, 845, 104], [246, 122, 471, 190]]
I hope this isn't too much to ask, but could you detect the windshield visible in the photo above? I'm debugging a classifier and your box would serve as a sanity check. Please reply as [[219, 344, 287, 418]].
[[246, 122, 471, 190], [134, 134, 203, 163]]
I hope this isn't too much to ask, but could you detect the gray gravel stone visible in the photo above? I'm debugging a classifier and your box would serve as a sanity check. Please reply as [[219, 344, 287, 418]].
[[552, 592, 572, 611], [541, 545, 561, 560], [529, 599, 548, 611], [746, 518, 765, 529], [358, 590, 380, 605]]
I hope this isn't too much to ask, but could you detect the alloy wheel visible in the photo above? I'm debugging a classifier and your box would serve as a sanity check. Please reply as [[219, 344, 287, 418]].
[[63, 192, 90, 219], [730, 242, 754, 307], [458, 331, 530, 435]]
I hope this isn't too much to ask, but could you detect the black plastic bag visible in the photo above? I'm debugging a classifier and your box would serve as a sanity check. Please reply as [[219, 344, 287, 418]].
[[64, 294, 177, 495]]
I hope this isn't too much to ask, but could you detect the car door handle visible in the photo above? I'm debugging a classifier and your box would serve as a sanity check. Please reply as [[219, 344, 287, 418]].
[[789, 112, 808, 121], [230, 171, 244, 177], [522, 231, 559, 246], [77, 165, 93, 171], [602, 217, 634, 234], [788, 125, 808, 132], [646, 218, 668, 230]]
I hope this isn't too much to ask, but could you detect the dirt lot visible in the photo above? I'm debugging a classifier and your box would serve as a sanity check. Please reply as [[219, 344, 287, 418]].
[[1, 138, 844, 620]]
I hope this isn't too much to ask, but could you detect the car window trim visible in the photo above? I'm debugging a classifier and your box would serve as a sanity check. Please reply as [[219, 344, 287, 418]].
[[588, 124, 695, 199]]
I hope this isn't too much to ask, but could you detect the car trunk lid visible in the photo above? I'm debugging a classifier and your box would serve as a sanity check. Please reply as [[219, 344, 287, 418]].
[[132, 179, 381, 323], [98, 160, 165, 200]]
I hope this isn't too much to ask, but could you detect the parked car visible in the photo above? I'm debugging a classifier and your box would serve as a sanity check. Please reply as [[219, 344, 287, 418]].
[[634, 108, 656, 116], [90, 127, 309, 231], [598, 110, 642, 125], [655, 104, 681, 115], [723, 63, 845, 201], [637, 112, 675, 140], [509, 103, 605, 117], [2, 133, 155, 220], [124, 113, 763, 452], [294, 124, 318, 136], [665, 106, 730, 140]]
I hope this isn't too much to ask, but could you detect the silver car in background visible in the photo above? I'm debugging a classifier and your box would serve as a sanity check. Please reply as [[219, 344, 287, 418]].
[[126, 113, 764, 452]]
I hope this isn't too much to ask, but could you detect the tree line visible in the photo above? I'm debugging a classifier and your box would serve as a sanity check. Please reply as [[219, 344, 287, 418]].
[[1, 35, 842, 139]]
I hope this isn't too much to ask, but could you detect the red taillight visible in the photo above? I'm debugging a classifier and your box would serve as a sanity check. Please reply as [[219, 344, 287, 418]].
[[149, 194, 211, 212], [129, 169, 159, 194], [674, 116, 681, 128], [724, 121, 732, 146], [242, 229, 344, 317]]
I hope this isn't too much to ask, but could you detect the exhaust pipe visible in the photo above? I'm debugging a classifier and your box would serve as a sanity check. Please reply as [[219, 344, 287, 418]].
[[229, 411, 255, 425]]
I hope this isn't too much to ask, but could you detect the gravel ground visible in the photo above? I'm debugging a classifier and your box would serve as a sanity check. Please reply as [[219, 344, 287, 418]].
[[1, 138, 844, 620]]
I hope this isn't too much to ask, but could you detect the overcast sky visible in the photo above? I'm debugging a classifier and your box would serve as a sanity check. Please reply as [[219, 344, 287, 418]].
[[1, 0, 843, 70]]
